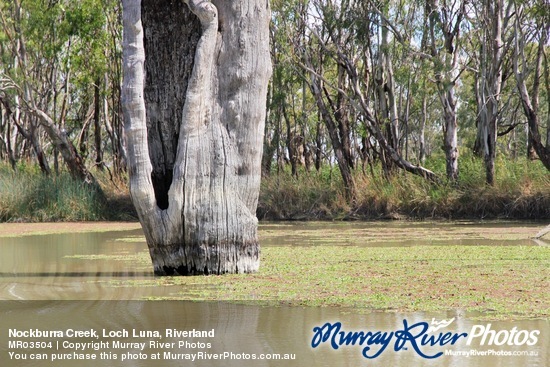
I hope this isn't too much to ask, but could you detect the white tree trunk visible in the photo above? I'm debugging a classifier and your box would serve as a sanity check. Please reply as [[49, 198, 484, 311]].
[[476, 0, 509, 185], [427, 0, 464, 182], [122, 0, 271, 275]]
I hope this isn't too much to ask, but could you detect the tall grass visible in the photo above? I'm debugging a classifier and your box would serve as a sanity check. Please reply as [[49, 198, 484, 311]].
[[1, 153, 548, 222], [258, 168, 347, 219], [0, 164, 107, 222], [259, 155, 550, 220]]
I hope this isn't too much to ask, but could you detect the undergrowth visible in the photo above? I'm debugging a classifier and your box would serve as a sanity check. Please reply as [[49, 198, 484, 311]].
[[1, 152, 548, 222], [258, 154, 550, 220], [0, 164, 133, 222]]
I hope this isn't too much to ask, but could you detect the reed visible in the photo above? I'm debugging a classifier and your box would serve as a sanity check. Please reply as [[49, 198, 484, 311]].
[[1, 153, 548, 222], [259, 155, 550, 220], [0, 164, 106, 222]]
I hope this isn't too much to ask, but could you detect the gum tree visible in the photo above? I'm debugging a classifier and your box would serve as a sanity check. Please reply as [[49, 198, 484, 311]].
[[0, 0, 108, 185], [513, 2, 550, 170], [425, 0, 467, 182], [122, 0, 271, 275], [472, 0, 513, 185]]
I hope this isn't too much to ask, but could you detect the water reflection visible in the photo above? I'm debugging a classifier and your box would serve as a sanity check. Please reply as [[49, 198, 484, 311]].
[[0, 229, 162, 300], [0, 301, 547, 367], [259, 221, 544, 247], [0, 223, 547, 367]]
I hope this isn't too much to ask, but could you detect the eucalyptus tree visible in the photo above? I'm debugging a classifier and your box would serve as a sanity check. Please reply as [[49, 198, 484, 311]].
[[299, 0, 359, 199], [513, 2, 550, 170], [0, 0, 53, 174], [425, 0, 468, 182], [270, 0, 305, 177], [267, 0, 326, 177], [122, 0, 271, 275], [371, 1, 400, 172], [0, 0, 117, 185], [298, 0, 440, 186], [471, 0, 515, 185]]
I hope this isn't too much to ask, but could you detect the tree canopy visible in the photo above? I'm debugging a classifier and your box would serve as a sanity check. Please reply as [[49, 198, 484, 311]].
[[0, 0, 548, 200]]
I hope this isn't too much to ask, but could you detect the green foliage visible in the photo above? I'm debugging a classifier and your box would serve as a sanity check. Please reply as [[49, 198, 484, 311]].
[[0, 164, 106, 222], [0, 0, 120, 151], [259, 156, 550, 220], [258, 167, 346, 220], [0, 0, 548, 223]]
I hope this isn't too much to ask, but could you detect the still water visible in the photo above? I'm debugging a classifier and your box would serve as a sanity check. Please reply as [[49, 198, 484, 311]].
[[0, 222, 548, 367]]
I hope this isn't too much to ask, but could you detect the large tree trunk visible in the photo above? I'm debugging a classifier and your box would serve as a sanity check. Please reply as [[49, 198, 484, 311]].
[[122, 0, 271, 275]]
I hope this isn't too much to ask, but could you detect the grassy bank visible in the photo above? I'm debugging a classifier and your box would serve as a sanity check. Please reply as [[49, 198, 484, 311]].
[[0, 153, 548, 222], [0, 164, 134, 222], [0, 165, 105, 221], [259, 154, 550, 220]]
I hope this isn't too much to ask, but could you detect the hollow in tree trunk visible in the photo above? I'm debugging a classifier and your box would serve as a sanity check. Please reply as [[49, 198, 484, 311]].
[[122, 0, 271, 275]]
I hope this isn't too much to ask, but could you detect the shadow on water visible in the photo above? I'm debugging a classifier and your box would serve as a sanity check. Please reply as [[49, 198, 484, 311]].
[[0, 222, 548, 367]]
